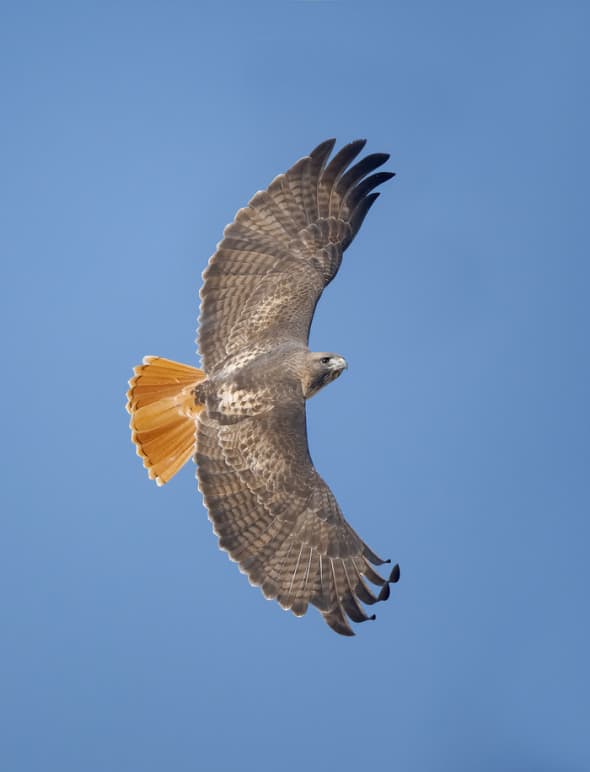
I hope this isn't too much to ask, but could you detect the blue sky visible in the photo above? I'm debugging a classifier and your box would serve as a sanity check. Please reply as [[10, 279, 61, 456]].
[[1, 2, 589, 770]]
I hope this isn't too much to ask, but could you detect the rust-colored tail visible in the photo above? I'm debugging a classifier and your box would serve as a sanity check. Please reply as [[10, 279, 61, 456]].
[[126, 356, 206, 486]]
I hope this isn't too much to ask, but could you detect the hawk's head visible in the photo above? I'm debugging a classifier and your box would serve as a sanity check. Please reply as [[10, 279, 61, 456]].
[[303, 352, 348, 399]]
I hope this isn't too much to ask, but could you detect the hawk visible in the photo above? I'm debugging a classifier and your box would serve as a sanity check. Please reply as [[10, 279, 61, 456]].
[[126, 139, 400, 636]]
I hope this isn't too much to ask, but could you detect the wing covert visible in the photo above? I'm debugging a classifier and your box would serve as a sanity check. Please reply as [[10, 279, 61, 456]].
[[198, 139, 394, 373], [196, 405, 399, 636]]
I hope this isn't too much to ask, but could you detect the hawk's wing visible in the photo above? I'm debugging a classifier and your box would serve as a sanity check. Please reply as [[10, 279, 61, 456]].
[[196, 402, 399, 636], [198, 139, 394, 373]]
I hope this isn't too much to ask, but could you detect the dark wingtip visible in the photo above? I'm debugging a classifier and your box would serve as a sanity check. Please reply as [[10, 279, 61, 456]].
[[373, 563, 400, 602], [377, 583, 391, 602], [310, 138, 336, 158], [348, 192, 380, 241], [369, 613, 377, 621], [324, 139, 367, 182], [323, 609, 356, 636], [348, 138, 368, 156], [363, 543, 390, 566]]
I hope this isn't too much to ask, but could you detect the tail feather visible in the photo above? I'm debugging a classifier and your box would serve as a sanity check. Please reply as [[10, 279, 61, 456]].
[[126, 356, 206, 486]]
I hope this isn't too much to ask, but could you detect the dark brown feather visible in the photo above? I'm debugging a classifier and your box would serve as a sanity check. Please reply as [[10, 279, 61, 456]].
[[197, 397, 398, 636], [198, 140, 394, 374]]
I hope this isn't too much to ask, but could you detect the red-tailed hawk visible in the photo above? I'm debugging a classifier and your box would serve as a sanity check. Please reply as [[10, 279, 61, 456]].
[[126, 139, 400, 635]]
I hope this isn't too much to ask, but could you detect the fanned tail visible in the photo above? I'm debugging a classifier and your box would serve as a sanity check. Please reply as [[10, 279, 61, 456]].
[[126, 356, 206, 486]]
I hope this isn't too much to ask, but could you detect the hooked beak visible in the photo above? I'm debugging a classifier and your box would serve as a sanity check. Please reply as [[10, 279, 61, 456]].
[[330, 356, 348, 375]]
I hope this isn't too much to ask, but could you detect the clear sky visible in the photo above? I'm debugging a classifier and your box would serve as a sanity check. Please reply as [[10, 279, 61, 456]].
[[1, 2, 589, 770]]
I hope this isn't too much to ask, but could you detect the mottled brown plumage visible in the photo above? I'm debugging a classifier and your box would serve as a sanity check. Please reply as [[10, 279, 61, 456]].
[[127, 139, 399, 636]]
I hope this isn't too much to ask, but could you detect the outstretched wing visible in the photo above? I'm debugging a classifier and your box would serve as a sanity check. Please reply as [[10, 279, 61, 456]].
[[196, 403, 399, 636], [198, 139, 394, 373]]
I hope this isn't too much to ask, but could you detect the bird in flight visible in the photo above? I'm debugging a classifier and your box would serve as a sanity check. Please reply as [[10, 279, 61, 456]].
[[126, 139, 400, 635]]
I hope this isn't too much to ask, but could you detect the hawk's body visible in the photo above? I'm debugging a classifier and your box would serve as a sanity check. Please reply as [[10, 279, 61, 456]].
[[127, 139, 399, 635]]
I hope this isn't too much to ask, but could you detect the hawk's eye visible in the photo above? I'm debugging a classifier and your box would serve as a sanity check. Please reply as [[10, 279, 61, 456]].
[[320, 357, 331, 365]]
